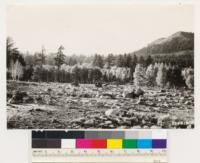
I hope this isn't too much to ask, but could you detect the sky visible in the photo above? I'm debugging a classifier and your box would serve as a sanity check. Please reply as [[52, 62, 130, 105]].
[[7, 4, 194, 55]]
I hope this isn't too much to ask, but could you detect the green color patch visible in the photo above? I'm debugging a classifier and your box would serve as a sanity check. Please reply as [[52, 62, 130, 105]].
[[123, 139, 137, 148]]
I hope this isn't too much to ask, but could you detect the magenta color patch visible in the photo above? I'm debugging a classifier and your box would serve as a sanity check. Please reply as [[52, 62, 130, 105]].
[[76, 139, 92, 148]]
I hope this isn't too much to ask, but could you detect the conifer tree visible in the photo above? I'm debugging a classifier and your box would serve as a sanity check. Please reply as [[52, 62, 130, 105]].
[[92, 54, 104, 68], [55, 45, 65, 70]]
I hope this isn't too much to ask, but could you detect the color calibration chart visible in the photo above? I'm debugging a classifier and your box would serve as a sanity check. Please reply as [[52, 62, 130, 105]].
[[32, 130, 167, 163]]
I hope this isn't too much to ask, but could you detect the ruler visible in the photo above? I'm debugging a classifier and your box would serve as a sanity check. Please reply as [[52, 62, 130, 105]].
[[32, 148, 167, 163]]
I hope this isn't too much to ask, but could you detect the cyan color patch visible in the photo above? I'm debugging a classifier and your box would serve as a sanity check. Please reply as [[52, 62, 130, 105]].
[[137, 139, 152, 148]]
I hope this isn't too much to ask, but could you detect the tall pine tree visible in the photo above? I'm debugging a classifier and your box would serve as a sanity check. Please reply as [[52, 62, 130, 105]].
[[55, 45, 65, 70]]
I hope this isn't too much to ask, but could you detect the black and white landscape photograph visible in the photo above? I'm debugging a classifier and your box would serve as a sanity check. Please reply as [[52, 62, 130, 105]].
[[7, 4, 194, 129]]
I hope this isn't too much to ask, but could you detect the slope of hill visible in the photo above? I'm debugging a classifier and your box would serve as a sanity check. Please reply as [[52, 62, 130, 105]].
[[133, 31, 194, 56]]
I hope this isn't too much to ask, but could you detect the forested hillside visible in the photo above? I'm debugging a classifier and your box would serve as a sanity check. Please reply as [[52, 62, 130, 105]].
[[134, 31, 194, 55]]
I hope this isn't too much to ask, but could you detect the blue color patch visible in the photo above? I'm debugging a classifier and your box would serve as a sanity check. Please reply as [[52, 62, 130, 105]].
[[137, 139, 152, 148]]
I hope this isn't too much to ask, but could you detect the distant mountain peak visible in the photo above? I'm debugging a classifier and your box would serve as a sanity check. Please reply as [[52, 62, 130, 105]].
[[171, 31, 185, 36], [168, 31, 193, 40], [133, 31, 194, 56]]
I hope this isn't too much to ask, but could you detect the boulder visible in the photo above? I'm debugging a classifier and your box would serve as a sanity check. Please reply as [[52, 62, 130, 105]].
[[43, 95, 55, 105], [123, 87, 144, 99], [143, 126, 150, 129], [100, 93, 115, 99], [124, 92, 137, 98], [23, 96, 34, 103], [51, 118, 60, 123], [123, 88, 139, 98], [95, 82, 102, 87], [184, 101, 192, 105], [71, 81, 79, 87], [136, 96, 145, 105], [102, 83, 109, 87], [151, 117, 158, 125], [105, 109, 120, 117], [8, 91, 29, 104], [71, 118, 85, 125], [84, 119, 95, 126], [135, 87, 144, 96], [117, 126, 127, 129], [35, 108, 44, 112], [159, 89, 166, 93], [130, 117, 139, 125], [79, 93, 91, 98], [46, 88, 52, 93], [105, 109, 114, 116], [104, 120, 112, 125], [131, 125, 141, 129], [150, 125, 161, 129], [35, 95, 43, 104], [127, 109, 135, 117]]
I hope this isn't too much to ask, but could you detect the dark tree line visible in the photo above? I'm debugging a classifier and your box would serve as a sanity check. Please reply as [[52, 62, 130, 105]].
[[7, 37, 194, 88], [7, 37, 26, 68]]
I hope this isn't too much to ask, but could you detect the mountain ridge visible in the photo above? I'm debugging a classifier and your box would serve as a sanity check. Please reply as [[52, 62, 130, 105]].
[[132, 31, 194, 56]]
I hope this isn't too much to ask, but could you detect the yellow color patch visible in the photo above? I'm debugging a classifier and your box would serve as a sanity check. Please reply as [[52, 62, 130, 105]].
[[107, 139, 122, 149]]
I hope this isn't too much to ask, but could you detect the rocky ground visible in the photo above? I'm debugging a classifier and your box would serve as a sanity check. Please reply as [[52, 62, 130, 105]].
[[7, 80, 194, 129]]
